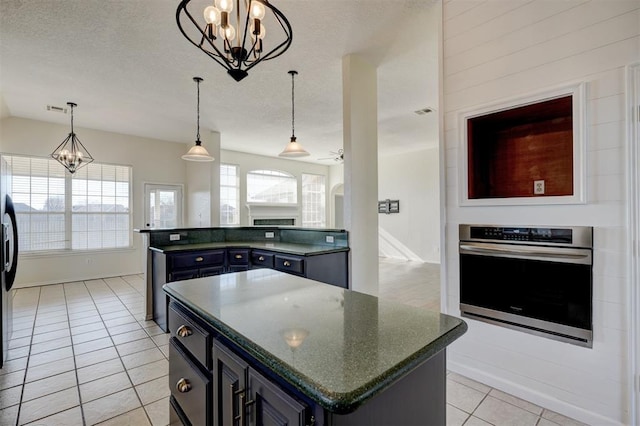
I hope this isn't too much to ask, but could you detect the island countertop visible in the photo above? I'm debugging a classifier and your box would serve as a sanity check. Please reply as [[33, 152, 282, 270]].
[[164, 269, 467, 414]]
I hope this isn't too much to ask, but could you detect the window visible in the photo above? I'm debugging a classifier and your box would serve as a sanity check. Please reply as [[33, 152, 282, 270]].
[[247, 170, 297, 204], [220, 164, 239, 225], [302, 174, 326, 228], [6, 155, 132, 252]]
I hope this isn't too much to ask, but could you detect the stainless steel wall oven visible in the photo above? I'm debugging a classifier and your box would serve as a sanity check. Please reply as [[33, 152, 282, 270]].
[[459, 224, 593, 347]]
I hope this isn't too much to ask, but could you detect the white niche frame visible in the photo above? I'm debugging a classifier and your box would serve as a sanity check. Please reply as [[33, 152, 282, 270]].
[[458, 82, 587, 207]]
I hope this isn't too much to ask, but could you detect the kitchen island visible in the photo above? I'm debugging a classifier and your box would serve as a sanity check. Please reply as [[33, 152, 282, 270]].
[[164, 270, 467, 425]]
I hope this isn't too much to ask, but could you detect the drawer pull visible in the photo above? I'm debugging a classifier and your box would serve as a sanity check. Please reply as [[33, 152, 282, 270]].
[[176, 325, 192, 337], [258, 256, 265, 261], [195, 256, 204, 262], [235, 254, 243, 259], [176, 378, 191, 393], [283, 261, 291, 267]]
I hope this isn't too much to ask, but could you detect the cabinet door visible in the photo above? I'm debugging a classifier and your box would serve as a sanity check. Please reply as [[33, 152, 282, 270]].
[[213, 341, 249, 426], [247, 367, 309, 426]]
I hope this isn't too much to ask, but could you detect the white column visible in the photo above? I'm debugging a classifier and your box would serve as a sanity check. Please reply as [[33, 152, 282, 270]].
[[184, 130, 221, 227], [342, 54, 379, 295]]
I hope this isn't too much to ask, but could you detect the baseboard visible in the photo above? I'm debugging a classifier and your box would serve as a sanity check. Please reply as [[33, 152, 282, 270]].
[[447, 360, 624, 426], [12, 269, 144, 289]]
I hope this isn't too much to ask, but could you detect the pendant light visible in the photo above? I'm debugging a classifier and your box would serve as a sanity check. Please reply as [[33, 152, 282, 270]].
[[279, 70, 310, 158], [50, 102, 94, 174], [182, 77, 215, 162]]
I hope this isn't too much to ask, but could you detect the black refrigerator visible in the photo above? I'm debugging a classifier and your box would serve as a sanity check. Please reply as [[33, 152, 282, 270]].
[[1, 156, 18, 368]]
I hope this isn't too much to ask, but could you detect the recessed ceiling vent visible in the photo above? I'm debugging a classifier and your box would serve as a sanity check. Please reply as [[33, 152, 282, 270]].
[[47, 105, 68, 114], [414, 107, 434, 115]]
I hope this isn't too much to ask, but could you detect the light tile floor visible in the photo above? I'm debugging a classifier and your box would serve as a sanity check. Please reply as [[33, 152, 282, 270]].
[[1, 275, 169, 426], [0, 263, 588, 425]]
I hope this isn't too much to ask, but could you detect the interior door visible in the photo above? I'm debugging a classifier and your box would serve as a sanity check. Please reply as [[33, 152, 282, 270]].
[[144, 184, 183, 229]]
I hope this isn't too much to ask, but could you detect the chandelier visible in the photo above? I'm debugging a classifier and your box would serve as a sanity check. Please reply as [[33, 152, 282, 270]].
[[176, 0, 293, 82], [50, 102, 94, 174]]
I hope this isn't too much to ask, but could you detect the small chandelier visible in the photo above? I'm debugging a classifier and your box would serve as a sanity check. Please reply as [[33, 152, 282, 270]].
[[183, 77, 215, 162], [50, 102, 94, 174], [279, 70, 309, 158], [176, 0, 293, 82]]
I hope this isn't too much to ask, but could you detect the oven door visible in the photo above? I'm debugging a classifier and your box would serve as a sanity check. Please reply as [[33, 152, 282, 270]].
[[459, 242, 592, 346]]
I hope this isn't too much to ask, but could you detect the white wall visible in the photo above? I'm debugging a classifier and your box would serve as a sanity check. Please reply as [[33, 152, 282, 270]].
[[220, 150, 330, 226], [442, 1, 639, 424], [0, 116, 187, 287], [378, 148, 439, 263]]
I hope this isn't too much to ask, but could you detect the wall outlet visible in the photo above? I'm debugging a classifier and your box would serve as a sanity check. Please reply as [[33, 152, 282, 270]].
[[534, 180, 545, 195], [326, 236, 334, 243], [265, 232, 275, 239], [169, 233, 181, 241]]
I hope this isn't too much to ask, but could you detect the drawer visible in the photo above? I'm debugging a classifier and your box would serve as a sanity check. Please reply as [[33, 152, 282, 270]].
[[274, 255, 304, 275], [199, 266, 224, 277], [169, 269, 199, 282], [169, 339, 211, 426], [251, 251, 274, 269], [228, 249, 250, 266], [169, 250, 225, 269], [169, 303, 211, 369]]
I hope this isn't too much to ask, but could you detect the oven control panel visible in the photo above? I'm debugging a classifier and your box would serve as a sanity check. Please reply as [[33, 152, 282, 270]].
[[467, 226, 573, 244]]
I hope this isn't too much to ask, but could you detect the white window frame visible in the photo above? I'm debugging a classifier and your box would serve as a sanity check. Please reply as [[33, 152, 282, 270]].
[[246, 169, 297, 204], [220, 163, 240, 225], [301, 173, 326, 228], [5, 154, 133, 253]]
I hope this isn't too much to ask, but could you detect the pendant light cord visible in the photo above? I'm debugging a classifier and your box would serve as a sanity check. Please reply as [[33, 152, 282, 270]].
[[290, 70, 296, 139], [70, 103, 75, 134], [196, 78, 201, 142]]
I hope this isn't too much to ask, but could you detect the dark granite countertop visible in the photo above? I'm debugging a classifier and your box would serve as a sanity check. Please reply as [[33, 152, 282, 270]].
[[150, 241, 349, 256], [164, 270, 467, 414]]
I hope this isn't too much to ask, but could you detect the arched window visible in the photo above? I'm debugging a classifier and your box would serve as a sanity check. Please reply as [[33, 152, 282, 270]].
[[247, 170, 297, 204]]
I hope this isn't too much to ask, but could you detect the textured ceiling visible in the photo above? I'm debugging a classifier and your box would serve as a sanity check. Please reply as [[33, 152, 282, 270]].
[[0, 0, 439, 164]]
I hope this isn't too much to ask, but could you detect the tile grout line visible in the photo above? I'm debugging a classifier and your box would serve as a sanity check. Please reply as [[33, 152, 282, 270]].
[[88, 277, 159, 425], [13, 286, 41, 426], [64, 281, 88, 426], [82, 278, 145, 425]]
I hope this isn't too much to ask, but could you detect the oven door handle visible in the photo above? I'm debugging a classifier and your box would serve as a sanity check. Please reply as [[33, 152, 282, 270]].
[[459, 243, 592, 264]]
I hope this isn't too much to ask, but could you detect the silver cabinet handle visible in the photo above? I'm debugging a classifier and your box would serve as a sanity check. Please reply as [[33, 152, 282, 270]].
[[258, 256, 265, 261], [176, 325, 192, 337], [283, 261, 291, 267], [235, 254, 243, 259], [176, 378, 191, 393], [195, 256, 204, 262]]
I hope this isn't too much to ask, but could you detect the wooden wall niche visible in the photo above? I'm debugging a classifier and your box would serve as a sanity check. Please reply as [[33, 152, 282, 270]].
[[460, 84, 586, 206]]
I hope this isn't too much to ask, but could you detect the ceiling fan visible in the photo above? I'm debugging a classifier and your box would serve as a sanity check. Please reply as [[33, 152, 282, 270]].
[[318, 149, 344, 162]]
